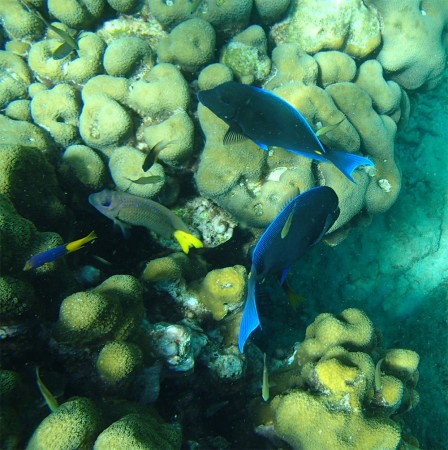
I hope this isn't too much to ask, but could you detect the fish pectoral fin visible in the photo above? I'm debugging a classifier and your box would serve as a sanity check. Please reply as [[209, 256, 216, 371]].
[[114, 219, 132, 238], [279, 267, 290, 286], [223, 126, 248, 145], [173, 230, 203, 254]]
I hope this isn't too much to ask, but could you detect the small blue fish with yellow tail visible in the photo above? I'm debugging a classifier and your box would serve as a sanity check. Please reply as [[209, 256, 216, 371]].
[[23, 231, 97, 271], [198, 81, 374, 183], [238, 186, 340, 352], [89, 189, 203, 254]]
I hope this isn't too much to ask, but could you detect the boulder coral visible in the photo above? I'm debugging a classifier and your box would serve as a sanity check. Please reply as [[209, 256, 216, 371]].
[[372, 0, 448, 90], [193, 265, 247, 320], [0, 0, 44, 40], [30, 84, 81, 148], [54, 275, 144, 344], [26, 397, 103, 450], [0, 143, 67, 228], [103, 36, 154, 78], [27, 31, 106, 86], [250, 308, 420, 449], [270, 0, 381, 58], [157, 18, 216, 74], [93, 412, 181, 450], [0, 50, 33, 109], [96, 341, 143, 383], [220, 25, 271, 84]]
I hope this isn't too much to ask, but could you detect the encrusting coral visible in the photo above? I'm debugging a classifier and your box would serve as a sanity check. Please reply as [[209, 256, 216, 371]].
[[249, 308, 420, 450]]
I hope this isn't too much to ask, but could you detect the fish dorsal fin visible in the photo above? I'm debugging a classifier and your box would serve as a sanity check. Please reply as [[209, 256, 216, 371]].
[[223, 126, 247, 145]]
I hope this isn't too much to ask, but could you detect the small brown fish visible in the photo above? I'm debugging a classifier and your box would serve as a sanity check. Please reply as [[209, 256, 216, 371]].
[[20, 0, 79, 60], [142, 140, 177, 172], [125, 175, 164, 185]]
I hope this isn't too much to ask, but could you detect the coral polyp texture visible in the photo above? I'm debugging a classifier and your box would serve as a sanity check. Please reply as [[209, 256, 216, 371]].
[[251, 309, 420, 450], [0, 0, 444, 448]]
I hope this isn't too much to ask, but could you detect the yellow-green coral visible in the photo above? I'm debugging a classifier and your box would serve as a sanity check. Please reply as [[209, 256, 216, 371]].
[[54, 290, 122, 344], [251, 308, 420, 449], [26, 397, 103, 450], [194, 265, 247, 320], [96, 341, 143, 383], [0, 275, 36, 322], [93, 412, 181, 450], [272, 391, 401, 450]]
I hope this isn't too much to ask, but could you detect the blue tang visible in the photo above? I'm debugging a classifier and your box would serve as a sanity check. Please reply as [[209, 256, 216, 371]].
[[238, 186, 340, 352], [198, 81, 374, 183]]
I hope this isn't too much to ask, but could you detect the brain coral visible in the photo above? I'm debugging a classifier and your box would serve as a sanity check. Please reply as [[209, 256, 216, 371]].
[[196, 48, 407, 234], [93, 412, 181, 450], [27, 397, 103, 450]]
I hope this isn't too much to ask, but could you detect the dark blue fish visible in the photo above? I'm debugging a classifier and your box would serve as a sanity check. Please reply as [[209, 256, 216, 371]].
[[238, 186, 340, 352], [198, 81, 374, 183]]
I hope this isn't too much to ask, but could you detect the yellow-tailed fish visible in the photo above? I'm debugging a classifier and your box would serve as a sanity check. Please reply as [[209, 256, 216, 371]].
[[36, 367, 59, 413], [315, 118, 345, 137], [284, 280, 306, 312], [20, 0, 78, 59], [23, 231, 97, 271], [142, 140, 176, 172], [374, 358, 384, 392], [262, 353, 269, 402], [89, 190, 203, 254]]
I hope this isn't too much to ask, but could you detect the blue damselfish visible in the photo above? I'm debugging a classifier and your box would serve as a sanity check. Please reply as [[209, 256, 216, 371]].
[[238, 186, 340, 352], [198, 81, 374, 183]]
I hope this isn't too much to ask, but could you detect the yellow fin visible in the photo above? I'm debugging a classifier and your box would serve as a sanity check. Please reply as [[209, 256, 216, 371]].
[[173, 230, 203, 254], [36, 367, 59, 413], [281, 204, 295, 239], [65, 231, 97, 253]]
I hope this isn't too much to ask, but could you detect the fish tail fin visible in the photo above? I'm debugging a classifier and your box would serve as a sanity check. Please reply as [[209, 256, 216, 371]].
[[173, 230, 203, 254], [238, 272, 260, 353], [325, 150, 374, 183], [65, 230, 97, 253]]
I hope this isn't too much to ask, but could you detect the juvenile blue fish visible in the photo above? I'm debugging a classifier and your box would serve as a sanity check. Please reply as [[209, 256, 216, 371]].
[[23, 231, 97, 271], [89, 189, 203, 254], [198, 81, 374, 183], [238, 186, 340, 352]]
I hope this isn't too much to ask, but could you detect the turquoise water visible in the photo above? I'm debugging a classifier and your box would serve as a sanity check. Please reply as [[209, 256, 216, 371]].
[[1, 1, 447, 449]]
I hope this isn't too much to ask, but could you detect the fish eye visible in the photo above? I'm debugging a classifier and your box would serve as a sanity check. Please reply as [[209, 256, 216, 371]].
[[101, 200, 111, 207]]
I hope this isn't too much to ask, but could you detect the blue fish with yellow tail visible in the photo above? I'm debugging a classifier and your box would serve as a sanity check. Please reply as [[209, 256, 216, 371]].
[[23, 231, 97, 271], [89, 189, 203, 254], [198, 81, 374, 183], [238, 186, 340, 352]]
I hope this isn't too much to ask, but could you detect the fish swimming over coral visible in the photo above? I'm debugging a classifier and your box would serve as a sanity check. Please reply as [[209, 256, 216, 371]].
[[238, 186, 340, 352], [89, 189, 203, 254], [198, 81, 374, 182], [23, 231, 97, 270]]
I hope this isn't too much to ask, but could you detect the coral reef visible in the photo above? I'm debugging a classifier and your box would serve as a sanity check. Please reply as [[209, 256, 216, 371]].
[[27, 397, 103, 450], [250, 309, 420, 449], [0, 0, 443, 447]]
